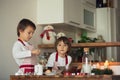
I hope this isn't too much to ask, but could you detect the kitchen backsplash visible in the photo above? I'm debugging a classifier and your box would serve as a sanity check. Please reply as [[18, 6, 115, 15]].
[[51, 23, 82, 43]]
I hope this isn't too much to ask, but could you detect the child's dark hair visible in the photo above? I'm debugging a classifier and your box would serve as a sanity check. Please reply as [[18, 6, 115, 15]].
[[17, 18, 36, 36], [55, 36, 71, 53]]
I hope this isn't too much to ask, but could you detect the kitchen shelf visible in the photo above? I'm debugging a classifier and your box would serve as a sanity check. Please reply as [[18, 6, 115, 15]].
[[38, 42, 120, 49]]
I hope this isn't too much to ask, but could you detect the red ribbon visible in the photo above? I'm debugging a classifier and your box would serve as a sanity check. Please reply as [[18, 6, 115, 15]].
[[18, 39, 25, 46], [19, 65, 34, 68], [55, 52, 68, 65], [19, 64, 34, 73], [40, 29, 54, 40]]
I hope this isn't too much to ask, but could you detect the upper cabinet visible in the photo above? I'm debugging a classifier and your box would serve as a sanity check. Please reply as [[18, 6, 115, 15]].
[[37, 0, 96, 32], [82, 0, 96, 32], [37, 0, 82, 27], [66, 0, 83, 27], [37, 0, 66, 24]]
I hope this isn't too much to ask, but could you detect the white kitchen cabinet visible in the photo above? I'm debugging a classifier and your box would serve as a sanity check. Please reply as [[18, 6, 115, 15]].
[[82, 0, 96, 32], [37, 0, 96, 32], [96, 8, 116, 60], [37, 0, 65, 24], [66, 0, 83, 27], [37, 0, 83, 27]]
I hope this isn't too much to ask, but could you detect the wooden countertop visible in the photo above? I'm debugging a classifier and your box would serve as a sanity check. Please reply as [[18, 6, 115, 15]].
[[10, 75, 112, 80]]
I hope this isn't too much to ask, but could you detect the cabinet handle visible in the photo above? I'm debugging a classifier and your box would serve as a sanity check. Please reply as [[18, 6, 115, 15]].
[[69, 21, 80, 26], [86, 26, 95, 29]]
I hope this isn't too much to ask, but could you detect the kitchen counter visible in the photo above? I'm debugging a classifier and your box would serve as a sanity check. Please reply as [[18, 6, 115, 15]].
[[10, 75, 113, 80]]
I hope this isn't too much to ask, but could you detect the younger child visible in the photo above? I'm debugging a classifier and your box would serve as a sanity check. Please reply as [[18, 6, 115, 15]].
[[12, 19, 40, 75], [46, 36, 72, 70]]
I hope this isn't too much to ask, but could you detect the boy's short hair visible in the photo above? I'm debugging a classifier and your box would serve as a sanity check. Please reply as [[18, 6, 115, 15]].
[[17, 18, 36, 36], [55, 36, 71, 53]]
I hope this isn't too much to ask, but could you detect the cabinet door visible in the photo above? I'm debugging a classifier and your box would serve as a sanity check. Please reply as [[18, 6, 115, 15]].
[[37, 0, 64, 24], [82, 0, 96, 32], [66, 0, 83, 27]]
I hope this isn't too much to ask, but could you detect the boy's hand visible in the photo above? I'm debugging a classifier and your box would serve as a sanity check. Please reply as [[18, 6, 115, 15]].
[[31, 49, 41, 55]]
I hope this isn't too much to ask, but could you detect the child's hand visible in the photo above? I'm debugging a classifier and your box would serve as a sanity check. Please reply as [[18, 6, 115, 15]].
[[52, 62, 59, 71], [31, 49, 41, 55]]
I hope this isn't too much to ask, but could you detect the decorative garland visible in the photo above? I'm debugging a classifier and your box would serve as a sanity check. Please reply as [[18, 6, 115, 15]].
[[91, 68, 113, 75]]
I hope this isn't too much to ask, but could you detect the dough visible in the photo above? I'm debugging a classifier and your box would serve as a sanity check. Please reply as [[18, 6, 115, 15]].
[[45, 69, 51, 74]]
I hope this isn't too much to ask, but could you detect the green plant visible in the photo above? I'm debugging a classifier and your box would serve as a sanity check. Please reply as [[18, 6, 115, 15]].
[[91, 69, 103, 75], [91, 68, 113, 75], [103, 68, 113, 75]]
